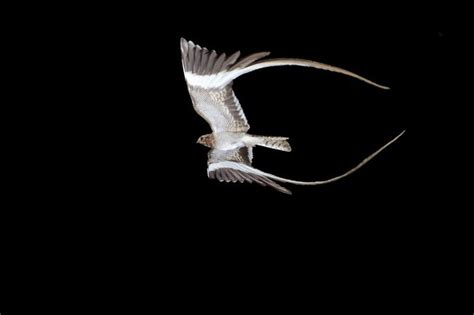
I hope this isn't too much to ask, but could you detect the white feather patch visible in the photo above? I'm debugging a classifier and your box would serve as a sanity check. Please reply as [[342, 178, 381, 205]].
[[208, 161, 261, 176], [184, 70, 243, 89]]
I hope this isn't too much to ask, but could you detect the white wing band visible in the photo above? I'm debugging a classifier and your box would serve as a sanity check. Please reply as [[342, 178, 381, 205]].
[[184, 71, 235, 89], [185, 57, 390, 90]]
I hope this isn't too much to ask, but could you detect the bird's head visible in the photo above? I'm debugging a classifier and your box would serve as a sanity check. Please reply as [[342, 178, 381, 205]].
[[197, 134, 215, 148]]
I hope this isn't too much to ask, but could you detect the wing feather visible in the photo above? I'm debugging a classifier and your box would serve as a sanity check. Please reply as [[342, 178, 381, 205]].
[[206, 50, 218, 74], [193, 45, 202, 74], [221, 51, 241, 70], [228, 52, 271, 71], [187, 41, 195, 70], [207, 147, 292, 194], [227, 169, 246, 183], [209, 167, 292, 194], [181, 38, 270, 132], [212, 52, 226, 73], [188, 85, 249, 132], [200, 48, 209, 74]]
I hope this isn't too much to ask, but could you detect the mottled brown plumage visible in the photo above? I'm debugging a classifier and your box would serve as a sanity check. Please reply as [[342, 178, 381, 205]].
[[197, 134, 215, 148]]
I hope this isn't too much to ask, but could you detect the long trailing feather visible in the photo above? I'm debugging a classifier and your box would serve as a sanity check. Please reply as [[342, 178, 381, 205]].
[[208, 130, 404, 192], [230, 58, 390, 90]]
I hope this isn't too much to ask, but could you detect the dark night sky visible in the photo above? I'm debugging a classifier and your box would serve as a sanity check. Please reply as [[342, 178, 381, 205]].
[[3, 6, 467, 313]]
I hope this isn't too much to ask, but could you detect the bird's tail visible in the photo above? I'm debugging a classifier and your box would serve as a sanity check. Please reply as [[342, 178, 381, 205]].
[[253, 136, 292, 152]]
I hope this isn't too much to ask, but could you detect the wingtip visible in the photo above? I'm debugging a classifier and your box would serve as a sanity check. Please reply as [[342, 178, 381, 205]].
[[180, 37, 188, 52], [272, 182, 293, 194], [393, 129, 406, 141], [368, 80, 390, 90]]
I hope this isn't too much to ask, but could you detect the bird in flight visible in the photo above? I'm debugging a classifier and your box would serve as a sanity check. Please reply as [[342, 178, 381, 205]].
[[180, 38, 404, 194]]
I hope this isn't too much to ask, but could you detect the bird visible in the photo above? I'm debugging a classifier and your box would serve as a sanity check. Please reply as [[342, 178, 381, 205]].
[[180, 37, 404, 194]]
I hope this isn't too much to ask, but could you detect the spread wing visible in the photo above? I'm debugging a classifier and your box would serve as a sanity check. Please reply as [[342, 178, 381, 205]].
[[207, 147, 292, 194], [180, 38, 270, 132], [181, 37, 390, 133], [207, 131, 405, 194]]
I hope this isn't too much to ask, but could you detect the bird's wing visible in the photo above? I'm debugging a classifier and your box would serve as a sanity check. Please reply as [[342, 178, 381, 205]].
[[208, 130, 405, 194], [207, 147, 292, 194], [181, 38, 270, 133], [182, 39, 390, 91]]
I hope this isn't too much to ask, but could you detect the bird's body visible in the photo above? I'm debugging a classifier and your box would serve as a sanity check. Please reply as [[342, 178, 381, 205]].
[[181, 38, 403, 194], [213, 132, 247, 150], [199, 132, 290, 152]]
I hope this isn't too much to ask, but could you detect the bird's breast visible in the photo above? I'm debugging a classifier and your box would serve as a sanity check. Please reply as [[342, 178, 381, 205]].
[[213, 132, 246, 150]]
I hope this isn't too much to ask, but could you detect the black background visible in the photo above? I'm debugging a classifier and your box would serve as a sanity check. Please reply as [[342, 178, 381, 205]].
[[2, 4, 468, 314]]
